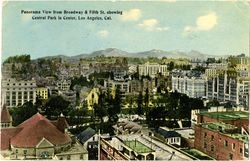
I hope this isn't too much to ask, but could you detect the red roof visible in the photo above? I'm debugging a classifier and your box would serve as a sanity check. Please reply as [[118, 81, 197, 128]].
[[0, 104, 11, 123], [10, 113, 71, 148], [0, 128, 22, 150]]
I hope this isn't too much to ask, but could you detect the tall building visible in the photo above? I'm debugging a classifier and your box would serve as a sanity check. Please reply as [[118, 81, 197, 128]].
[[172, 71, 205, 98], [138, 63, 168, 78], [206, 69, 250, 108], [1, 78, 37, 108]]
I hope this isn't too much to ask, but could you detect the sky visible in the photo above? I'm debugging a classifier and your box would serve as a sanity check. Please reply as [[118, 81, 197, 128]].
[[2, 0, 250, 61]]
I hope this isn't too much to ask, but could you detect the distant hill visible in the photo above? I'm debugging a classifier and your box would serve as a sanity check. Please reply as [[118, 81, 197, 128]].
[[37, 48, 228, 60]]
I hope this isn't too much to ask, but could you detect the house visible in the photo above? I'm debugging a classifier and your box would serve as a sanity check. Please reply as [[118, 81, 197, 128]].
[[77, 127, 98, 160], [157, 127, 181, 146]]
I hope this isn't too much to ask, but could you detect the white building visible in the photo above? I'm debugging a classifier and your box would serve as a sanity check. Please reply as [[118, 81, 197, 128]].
[[138, 63, 168, 78], [56, 80, 71, 91], [1, 78, 37, 108], [206, 70, 250, 108], [172, 75, 206, 98]]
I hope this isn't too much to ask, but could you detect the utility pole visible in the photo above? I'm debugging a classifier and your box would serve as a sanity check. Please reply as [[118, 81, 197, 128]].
[[98, 129, 101, 161]]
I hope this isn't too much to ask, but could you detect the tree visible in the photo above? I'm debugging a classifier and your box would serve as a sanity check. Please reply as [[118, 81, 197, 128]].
[[44, 96, 70, 119], [12, 101, 38, 126], [167, 61, 175, 71], [144, 88, 149, 109], [108, 87, 122, 123], [93, 90, 107, 123], [137, 92, 143, 115]]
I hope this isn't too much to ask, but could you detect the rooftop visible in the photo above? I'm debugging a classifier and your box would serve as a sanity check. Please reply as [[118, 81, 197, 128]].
[[201, 111, 249, 120], [123, 140, 154, 154], [202, 122, 237, 131], [201, 122, 248, 143], [226, 133, 248, 143]]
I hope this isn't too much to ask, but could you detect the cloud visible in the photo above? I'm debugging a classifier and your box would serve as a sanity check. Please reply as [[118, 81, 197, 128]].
[[138, 19, 158, 31], [196, 12, 218, 31], [98, 30, 109, 38], [156, 27, 169, 31], [138, 19, 169, 32], [182, 26, 198, 39], [121, 9, 142, 21], [182, 12, 218, 38]]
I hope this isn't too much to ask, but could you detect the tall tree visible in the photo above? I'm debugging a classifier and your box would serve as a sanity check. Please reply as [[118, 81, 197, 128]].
[[137, 91, 143, 115], [12, 101, 38, 126], [44, 96, 70, 119]]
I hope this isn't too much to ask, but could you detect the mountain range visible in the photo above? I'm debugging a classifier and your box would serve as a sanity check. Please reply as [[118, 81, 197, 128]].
[[41, 48, 228, 60]]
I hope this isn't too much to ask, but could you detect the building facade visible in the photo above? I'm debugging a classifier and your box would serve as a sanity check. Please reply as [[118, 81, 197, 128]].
[[138, 63, 168, 78], [172, 76, 206, 98], [195, 122, 248, 160], [1, 78, 37, 108], [36, 87, 49, 99], [194, 111, 249, 160]]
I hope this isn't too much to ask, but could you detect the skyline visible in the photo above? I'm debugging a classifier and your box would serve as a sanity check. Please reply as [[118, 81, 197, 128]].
[[2, 1, 250, 61]]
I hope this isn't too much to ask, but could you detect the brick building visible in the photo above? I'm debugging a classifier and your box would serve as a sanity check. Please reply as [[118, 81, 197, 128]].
[[194, 111, 249, 160]]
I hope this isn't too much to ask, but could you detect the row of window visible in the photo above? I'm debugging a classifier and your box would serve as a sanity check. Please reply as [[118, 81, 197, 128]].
[[203, 133, 243, 153], [6, 83, 34, 86]]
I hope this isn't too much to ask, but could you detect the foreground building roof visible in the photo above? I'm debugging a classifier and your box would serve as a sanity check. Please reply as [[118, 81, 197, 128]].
[[1, 113, 71, 149]]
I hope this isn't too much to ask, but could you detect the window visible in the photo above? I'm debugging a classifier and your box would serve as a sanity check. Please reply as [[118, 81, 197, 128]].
[[224, 140, 228, 147], [232, 143, 235, 150], [211, 145, 214, 152], [211, 135, 214, 141], [80, 154, 83, 160], [204, 142, 207, 149], [204, 132, 207, 138], [240, 148, 243, 154], [67, 155, 71, 160], [229, 153, 233, 160]]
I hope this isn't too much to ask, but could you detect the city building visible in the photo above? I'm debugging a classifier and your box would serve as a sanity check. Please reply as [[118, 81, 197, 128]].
[[1, 78, 37, 108], [36, 87, 49, 99], [77, 127, 98, 160], [172, 71, 206, 98], [0, 112, 88, 160], [194, 111, 249, 160], [228, 54, 250, 66], [138, 63, 168, 78], [237, 78, 250, 108], [113, 121, 142, 135], [101, 134, 194, 160], [86, 87, 100, 110], [104, 79, 130, 95], [195, 122, 248, 160], [191, 105, 245, 125], [206, 69, 250, 108], [58, 90, 76, 105], [157, 127, 181, 146], [207, 63, 228, 70], [56, 79, 71, 91]]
